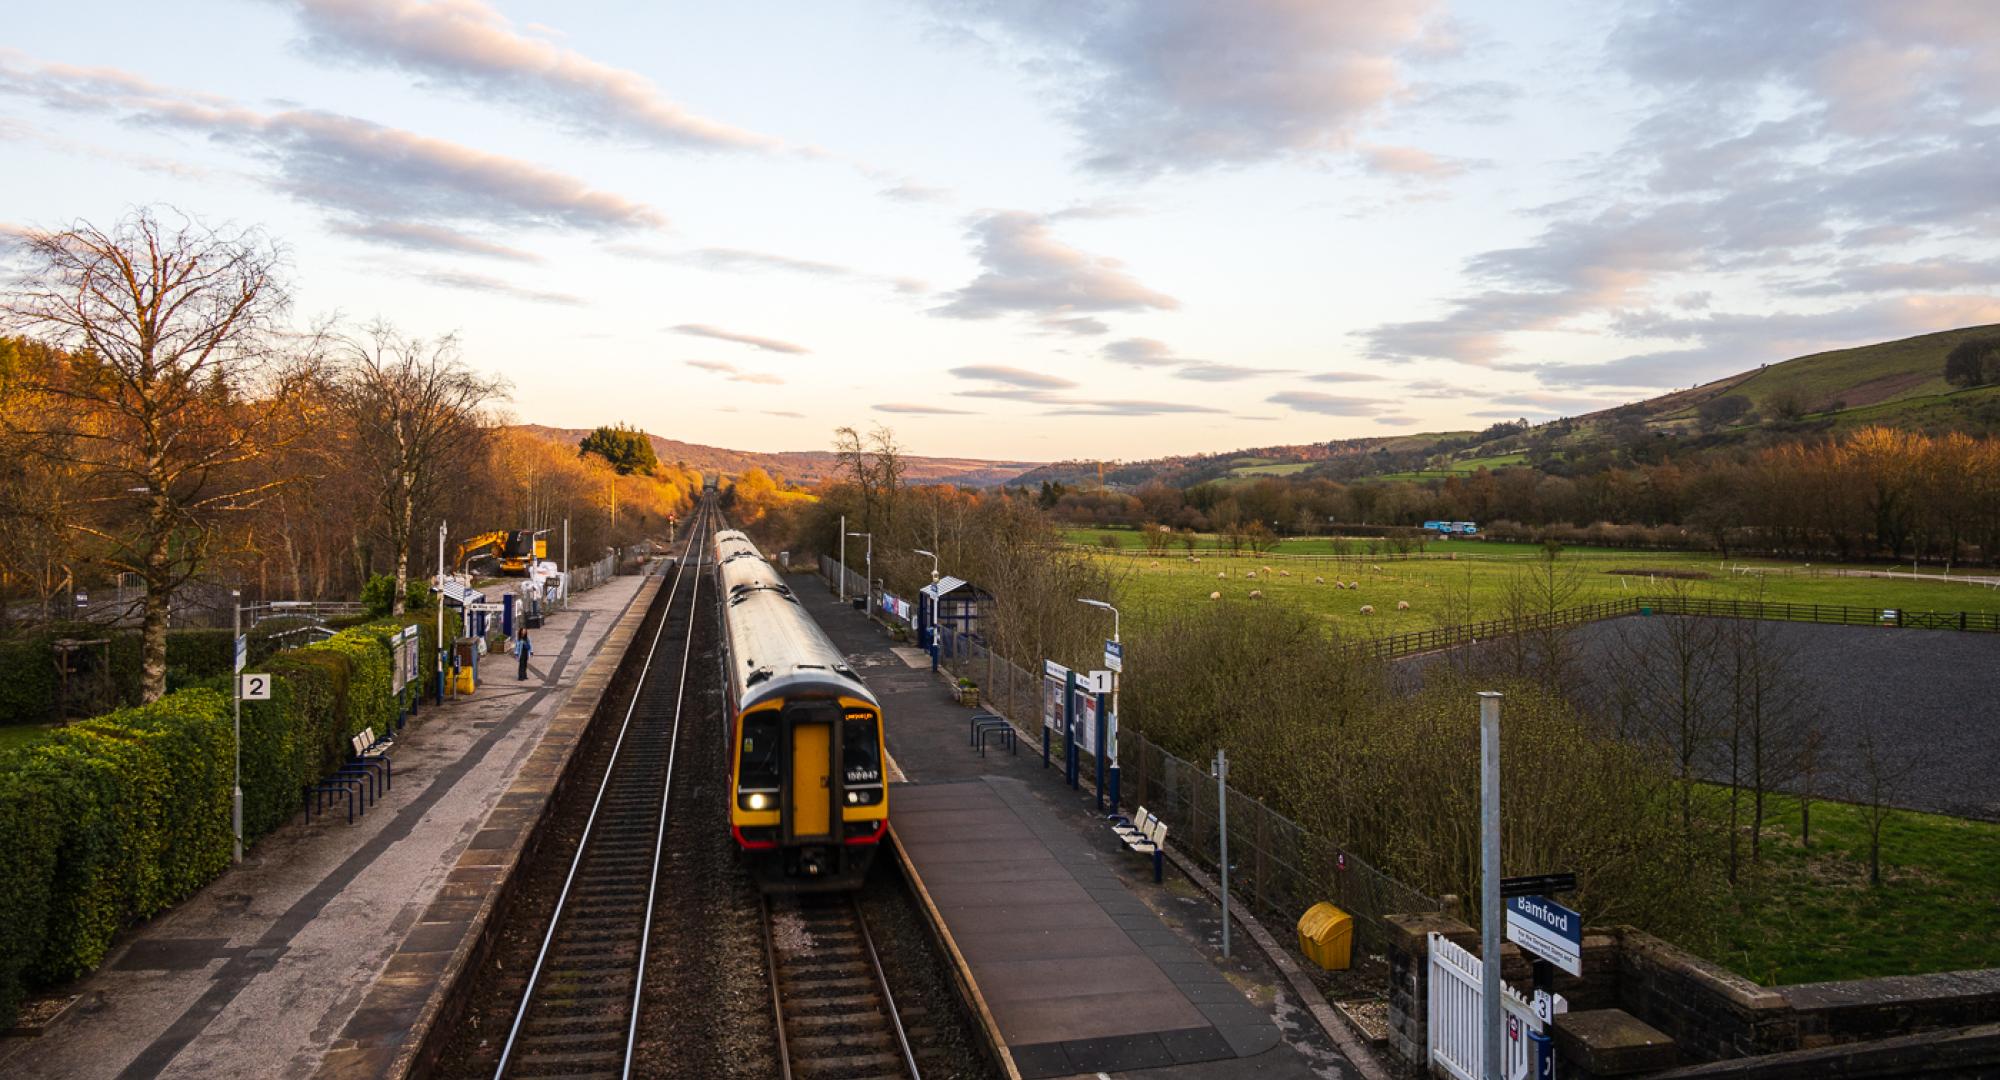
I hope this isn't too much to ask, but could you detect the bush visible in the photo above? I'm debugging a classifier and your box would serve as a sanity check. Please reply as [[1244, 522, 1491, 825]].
[[361, 574, 437, 618], [0, 626, 239, 725], [0, 690, 231, 990], [0, 609, 462, 1028]]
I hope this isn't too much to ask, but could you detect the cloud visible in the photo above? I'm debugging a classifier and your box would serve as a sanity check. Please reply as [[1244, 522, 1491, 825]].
[[1046, 400, 1226, 416], [1172, 363, 1292, 382], [0, 52, 666, 240], [415, 268, 584, 306], [1101, 337, 1183, 367], [932, 210, 1178, 324], [1786, 258, 2000, 297], [1353, 5, 2000, 368], [670, 323, 809, 354], [1039, 316, 1109, 336], [1358, 143, 1473, 179], [1529, 295, 2000, 388], [685, 359, 784, 385], [329, 219, 540, 261], [612, 243, 928, 295], [1374, 415, 1416, 426], [282, 0, 783, 152], [873, 402, 976, 415], [928, 1, 1446, 175], [762, 409, 805, 419], [948, 364, 1077, 389], [1267, 390, 1388, 416], [1307, 371, 1386, 383], [880, 180, 951, 203]]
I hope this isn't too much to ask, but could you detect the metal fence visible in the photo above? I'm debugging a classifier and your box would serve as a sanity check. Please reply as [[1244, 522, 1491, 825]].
[[819, 554, 870, 602], [931, 622, 1442, 957], [567, 552, 618, 597]]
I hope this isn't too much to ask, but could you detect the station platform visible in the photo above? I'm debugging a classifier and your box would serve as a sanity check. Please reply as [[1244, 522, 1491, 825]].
[[801, 578, 1357, 1080], [0, 573, 656, 1080]]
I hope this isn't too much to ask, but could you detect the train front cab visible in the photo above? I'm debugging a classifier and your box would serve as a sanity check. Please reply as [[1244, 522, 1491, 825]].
[[731, 693, 887, 891]]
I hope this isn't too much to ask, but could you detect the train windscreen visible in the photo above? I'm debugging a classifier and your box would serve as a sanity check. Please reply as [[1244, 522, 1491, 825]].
[[737, 711, 782, 809], [842, 711, 883, 804]]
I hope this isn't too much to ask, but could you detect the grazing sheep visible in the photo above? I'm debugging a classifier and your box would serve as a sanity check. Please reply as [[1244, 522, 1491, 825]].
[[1249, 589, 1263, 599], [1209, 591, 1222, 600], [1245, 571, 1256, 579], [1360, 604, 1375, 615], [1148, 560, 1159, 568], [1279, 570, 1291, 578], [1370, 564, 1384, 573], [1397, 600, 1411, 611], [1314, 576, 1325, 584], [1217, 571, 1226, 579], [1261, 565, 1273, 574]]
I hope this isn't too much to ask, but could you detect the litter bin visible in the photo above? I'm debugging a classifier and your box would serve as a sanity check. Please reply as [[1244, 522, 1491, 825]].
[[452, 637, 480, 694], [852, 597, 865, 611], [1298, 902, 1354, 971]]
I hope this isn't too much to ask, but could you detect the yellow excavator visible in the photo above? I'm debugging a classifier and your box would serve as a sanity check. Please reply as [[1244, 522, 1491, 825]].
[[454, 529, 549, 576]]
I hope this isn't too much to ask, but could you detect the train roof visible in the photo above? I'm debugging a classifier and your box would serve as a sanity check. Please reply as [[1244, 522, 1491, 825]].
[[713, 529, 875, 713]]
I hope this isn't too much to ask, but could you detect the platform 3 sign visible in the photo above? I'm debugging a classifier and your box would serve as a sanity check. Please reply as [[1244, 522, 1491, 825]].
[[1505, 895, 1582, 976]]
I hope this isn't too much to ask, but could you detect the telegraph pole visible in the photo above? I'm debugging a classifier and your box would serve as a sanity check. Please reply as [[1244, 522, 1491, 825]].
[[1480, 691, 1503, 1080]]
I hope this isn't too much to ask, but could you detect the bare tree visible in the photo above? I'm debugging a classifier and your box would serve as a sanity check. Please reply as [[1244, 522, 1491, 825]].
[[1719, 600, 1818, 871], [334, 322, 506, 615], [1, 209, 293, 700], [1611, 583, 1725, 839], [1852, 726, 1920, 887]]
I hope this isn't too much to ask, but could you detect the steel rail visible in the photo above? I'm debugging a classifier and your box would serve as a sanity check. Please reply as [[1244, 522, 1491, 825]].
[[491, 503, 713, 1079]]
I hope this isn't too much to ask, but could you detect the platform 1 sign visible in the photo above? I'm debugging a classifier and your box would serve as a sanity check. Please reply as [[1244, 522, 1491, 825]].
[[1505, 895, 1582, 976]]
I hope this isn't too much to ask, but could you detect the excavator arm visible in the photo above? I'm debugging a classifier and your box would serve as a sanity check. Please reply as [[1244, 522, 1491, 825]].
[[453, 531, 510, 571]]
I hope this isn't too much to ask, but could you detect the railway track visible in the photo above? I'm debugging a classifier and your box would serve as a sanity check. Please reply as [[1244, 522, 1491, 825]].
[[763, 892, 922, 1080], [490, 505, 714, 1080]]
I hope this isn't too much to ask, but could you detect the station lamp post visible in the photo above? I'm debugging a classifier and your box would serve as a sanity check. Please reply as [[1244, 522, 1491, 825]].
[[913, 548, 940, 669], [1077, 597, 1122, 810]]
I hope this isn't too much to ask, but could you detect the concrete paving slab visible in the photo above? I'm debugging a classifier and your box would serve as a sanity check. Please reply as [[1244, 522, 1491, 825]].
[[0, 573, 653, 1080]]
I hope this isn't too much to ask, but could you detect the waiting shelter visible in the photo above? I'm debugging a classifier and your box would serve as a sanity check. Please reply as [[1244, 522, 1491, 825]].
[[917, 574, 992, 659]]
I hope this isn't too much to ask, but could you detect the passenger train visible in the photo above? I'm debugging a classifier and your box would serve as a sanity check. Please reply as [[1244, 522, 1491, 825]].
[[716, 529, 886, 891]]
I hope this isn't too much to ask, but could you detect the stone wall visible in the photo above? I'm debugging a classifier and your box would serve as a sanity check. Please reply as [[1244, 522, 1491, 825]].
[[1382, 912, 2000, 1077]]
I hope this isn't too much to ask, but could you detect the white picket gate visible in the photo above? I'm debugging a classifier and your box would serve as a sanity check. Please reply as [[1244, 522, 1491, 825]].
[[1427, 932, 1542, 1080]]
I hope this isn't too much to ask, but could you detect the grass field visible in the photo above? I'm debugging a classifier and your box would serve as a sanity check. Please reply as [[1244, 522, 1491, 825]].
[[1228, 461, 1314, 477], [1099, 548, 2000, 637], [1705, 792, 2000, 984], [0, 724, 55, 756]]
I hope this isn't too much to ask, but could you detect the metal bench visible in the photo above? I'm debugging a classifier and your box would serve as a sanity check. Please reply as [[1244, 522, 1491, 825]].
[[1107, 807, 1168, 883], [348, 729, 395, 791]]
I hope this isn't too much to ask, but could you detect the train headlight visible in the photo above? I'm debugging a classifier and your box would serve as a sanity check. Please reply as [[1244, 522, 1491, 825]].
[[747, 792, 769, 811], [845, 791, 859, 804]]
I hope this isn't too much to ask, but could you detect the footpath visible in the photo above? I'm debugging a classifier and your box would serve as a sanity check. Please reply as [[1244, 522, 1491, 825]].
[[797, 575, 1366, 1080], [0, 573, 651, 1080]]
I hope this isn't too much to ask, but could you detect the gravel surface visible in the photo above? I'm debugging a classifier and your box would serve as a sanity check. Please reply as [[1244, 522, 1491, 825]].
[[1408, 616, 2000, 819], [857, 859, 999, 1080], [1568, 617, 2000, 819]]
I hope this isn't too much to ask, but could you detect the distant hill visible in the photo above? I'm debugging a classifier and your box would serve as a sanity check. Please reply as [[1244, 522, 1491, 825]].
[[516, 425, 1040, 488], [1019, 323, 2000, 489]]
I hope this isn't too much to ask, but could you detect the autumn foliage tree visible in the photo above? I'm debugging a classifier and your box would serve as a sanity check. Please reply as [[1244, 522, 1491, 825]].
[[1, 209, 298, 700]]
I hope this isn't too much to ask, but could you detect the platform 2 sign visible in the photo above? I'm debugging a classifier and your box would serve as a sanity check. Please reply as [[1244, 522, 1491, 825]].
[[1505, 895, 1582, 977]]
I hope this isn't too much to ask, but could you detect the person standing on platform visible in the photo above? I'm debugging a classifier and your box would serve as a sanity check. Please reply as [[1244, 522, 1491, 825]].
[[514, 627, 533, 681]]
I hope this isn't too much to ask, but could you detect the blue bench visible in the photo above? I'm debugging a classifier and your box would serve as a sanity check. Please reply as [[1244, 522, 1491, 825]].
[[305, 730, 391, 825]]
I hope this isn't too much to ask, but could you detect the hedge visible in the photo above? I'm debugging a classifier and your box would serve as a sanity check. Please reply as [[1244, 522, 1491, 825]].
[[0, 610, 459, 1027], [0, 689, 232, 1021]]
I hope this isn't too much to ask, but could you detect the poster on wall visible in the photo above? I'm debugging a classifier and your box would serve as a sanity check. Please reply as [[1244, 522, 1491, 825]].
[[1075, 691, 1099, 755], [1042, 661, 1069, 733]]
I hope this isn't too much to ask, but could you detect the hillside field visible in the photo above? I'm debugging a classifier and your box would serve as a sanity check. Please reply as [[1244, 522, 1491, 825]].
[[1102, 548, 2000, 637]]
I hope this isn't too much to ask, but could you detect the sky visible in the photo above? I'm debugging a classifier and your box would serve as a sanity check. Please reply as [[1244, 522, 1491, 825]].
[[2, 1, 1997, 462]]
